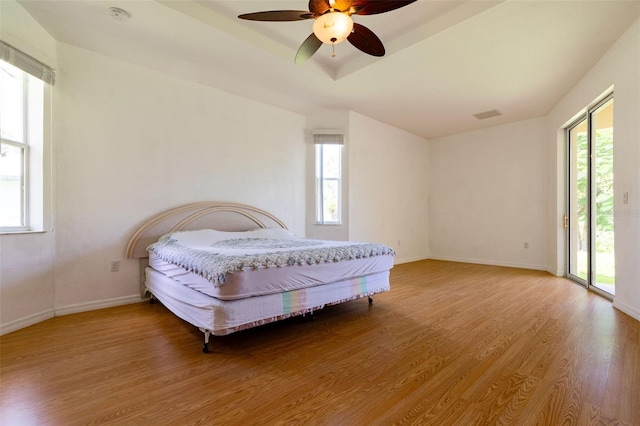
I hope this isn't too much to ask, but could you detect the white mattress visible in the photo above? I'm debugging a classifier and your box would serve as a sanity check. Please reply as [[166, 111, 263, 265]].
[[149, 251, 394, 300], [145, 266, 390, 336]]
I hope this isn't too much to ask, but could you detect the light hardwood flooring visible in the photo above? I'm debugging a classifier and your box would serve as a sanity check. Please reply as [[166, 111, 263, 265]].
[[1, 260, 638, 425]]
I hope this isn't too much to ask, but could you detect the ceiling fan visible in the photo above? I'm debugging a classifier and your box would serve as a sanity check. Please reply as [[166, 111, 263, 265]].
[[238, 0, 417, 64]]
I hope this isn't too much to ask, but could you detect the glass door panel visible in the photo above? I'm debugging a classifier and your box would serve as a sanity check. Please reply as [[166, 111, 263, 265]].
[[591, 99, 615, 294], [568, 119, 588, 284]]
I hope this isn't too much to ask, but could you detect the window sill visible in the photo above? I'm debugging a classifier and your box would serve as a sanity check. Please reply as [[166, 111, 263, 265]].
[[0, 229, 48, 236]]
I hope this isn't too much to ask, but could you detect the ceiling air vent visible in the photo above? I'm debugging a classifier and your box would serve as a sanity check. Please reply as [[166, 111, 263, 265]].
[[473, 109, 502, 120]]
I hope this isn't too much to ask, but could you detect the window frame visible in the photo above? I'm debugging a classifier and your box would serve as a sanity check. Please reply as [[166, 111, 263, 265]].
[[0, 139, 30, 231], [314, 142, 343, 225], [1, 60, 36, 232], [0, 42, 54, 234]]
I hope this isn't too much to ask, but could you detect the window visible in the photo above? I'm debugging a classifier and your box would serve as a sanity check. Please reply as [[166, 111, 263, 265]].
[[0, 41, 53, 233], [314, 133, 343, 225]]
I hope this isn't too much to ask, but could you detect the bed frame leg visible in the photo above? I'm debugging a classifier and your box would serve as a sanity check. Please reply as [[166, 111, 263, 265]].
[[368, 296, 373, 305], [200, 328, 211, 353]]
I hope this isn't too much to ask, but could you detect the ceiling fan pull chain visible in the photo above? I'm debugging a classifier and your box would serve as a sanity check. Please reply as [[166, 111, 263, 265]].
[[331, 42, 336, 58]]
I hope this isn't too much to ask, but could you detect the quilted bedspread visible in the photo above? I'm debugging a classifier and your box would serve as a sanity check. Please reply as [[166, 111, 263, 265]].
[[147, 228, 395, 286]]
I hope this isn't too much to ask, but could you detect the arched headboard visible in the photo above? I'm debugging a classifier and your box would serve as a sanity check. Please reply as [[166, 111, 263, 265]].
[[126, 202, 287, 259]]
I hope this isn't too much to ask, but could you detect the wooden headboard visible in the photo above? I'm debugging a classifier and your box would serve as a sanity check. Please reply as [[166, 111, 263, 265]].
[[125, 202, 288, 259]]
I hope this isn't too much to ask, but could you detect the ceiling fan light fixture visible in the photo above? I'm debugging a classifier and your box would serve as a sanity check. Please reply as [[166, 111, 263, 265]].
[[312, 12, 353, 45]]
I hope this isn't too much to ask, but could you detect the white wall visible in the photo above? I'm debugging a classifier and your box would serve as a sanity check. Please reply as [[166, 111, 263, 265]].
[[1, 4, 307, 332], [0, 1, 57, 334], [428, 117, 548, 271], [547, 18, 640, 320], [52, 43, 306, 311], [348, 111, 429, 264]]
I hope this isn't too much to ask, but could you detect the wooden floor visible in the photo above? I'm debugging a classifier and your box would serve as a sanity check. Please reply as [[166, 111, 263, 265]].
[[1, 260, 638, 425]]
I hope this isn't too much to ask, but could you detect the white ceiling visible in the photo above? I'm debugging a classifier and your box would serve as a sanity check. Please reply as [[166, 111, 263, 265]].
[[17, 0, 640, 139]]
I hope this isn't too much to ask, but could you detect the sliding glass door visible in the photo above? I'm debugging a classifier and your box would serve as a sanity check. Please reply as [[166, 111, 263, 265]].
[[567, 95, 615, 296]]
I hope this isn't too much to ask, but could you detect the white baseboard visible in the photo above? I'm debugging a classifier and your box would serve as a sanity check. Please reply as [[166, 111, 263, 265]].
[[1, 295, 145, 336], [394, 255, 430, 265], [0, 308, 54, 336], [427, 255, 548, 272], [55, 294, 145, 317], [545, 267, 564, 277], [613, 299, 640, 321]]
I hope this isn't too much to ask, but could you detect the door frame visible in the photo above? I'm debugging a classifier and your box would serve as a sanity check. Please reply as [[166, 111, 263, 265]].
[[565, 92, 614, 301]]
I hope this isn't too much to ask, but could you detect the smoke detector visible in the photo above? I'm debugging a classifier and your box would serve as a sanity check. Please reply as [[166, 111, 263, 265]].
[[109, 7, 131, 22]]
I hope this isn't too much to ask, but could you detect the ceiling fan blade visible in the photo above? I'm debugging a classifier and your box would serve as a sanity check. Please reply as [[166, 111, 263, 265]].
[[309, 0, 331, 16], [347, 23, 385, 56], [309, 0, 354, 15], [351, 0, 417, 15], [330, 0, 354, 12], [238, 10, 313, 21], [295, 33, 323, 64]]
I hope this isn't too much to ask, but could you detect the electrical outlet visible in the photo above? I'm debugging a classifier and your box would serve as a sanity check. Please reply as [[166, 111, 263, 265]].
[[110, 260, 120, 272], [623, 192, 629, 204]]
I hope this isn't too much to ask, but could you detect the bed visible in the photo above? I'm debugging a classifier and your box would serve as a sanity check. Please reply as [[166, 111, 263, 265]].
[[126, 202, 395, 352]]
